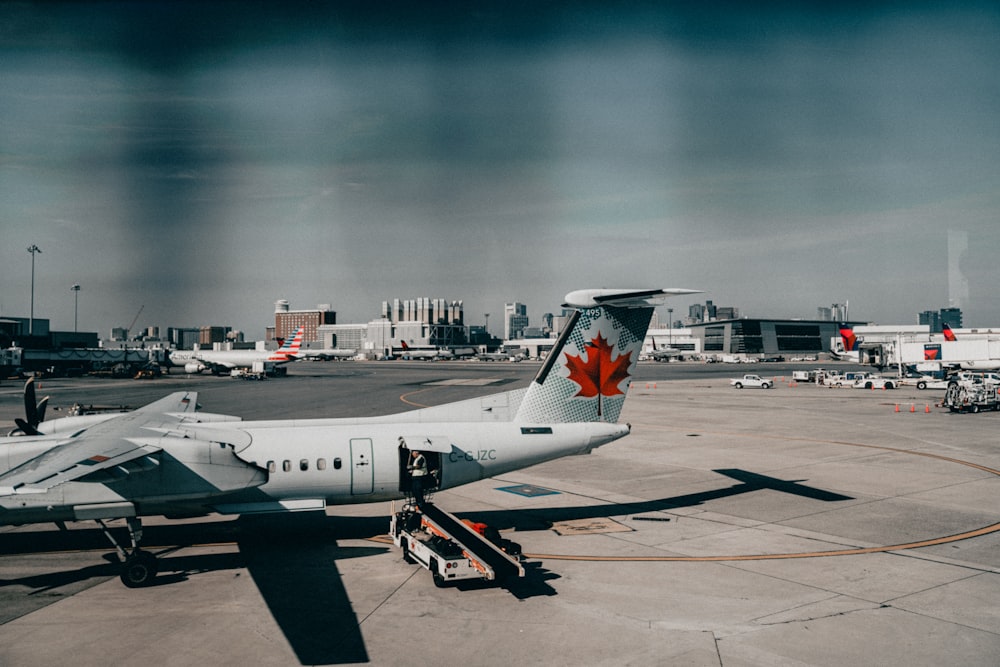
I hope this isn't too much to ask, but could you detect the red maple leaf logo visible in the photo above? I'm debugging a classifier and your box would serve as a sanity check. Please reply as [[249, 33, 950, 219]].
[[565, 333, 633, 398]]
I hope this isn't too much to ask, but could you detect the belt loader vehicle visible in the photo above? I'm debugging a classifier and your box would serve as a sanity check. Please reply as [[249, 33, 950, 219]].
[[391, 502, 523, 587]]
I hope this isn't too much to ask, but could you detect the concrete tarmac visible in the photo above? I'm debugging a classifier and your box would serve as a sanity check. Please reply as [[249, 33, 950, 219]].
[[1, 362, 999, 666]]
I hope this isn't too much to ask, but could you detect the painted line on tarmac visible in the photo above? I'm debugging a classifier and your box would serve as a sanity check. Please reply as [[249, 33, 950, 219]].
[[399, 388, 434, 408]]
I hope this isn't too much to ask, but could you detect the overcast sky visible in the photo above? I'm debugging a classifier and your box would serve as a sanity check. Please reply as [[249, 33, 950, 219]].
[[3, 2, 999, 338]]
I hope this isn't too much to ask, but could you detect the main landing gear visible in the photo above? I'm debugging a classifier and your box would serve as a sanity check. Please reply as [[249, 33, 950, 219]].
[[96, 516, 159, 587]]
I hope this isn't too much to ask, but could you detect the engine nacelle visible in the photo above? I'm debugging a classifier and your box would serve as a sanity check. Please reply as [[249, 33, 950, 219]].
[[184, 362, 206, 374]]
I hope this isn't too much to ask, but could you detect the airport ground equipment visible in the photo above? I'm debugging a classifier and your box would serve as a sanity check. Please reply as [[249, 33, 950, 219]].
[[730, 374, 773, 389], [824, 371, 873, 387], [390, 502, 523, 587], [791, 370, 818, 383], [852, 374, 896, 390], [943, 373, 1000, 413]]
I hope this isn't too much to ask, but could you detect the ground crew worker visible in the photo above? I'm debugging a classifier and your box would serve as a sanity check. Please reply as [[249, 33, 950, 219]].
[[408, 449, 428, 507]]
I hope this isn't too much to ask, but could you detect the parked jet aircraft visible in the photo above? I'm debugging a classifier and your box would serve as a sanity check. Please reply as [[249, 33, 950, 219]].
[[295, 347, 356, 361], [646, 337, 682, 361], [169, 327, 305, 374], [0, 288, 700, 587], [478, 349, 527, 362], [395, 341, 454, 360]]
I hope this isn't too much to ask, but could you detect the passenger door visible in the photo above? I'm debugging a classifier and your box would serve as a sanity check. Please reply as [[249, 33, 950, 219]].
[[350, 438, 374, 495]]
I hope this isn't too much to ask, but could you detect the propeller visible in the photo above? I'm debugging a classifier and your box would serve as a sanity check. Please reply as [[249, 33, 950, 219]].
[[13, 377, 49, 436]]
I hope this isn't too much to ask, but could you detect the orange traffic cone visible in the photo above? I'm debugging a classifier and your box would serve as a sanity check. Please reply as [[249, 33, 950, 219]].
[[894, 404, 900, 412], [910, 404, 916, 413], [925, 404, 931, 413]]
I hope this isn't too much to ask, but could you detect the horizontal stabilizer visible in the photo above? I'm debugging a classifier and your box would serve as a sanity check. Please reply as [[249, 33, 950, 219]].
[[563, 288, 703, 309]]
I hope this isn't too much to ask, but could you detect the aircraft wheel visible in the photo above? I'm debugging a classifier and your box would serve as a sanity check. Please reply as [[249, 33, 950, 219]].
[[120, 550, 158, 588], [429, 559, 446, 588]]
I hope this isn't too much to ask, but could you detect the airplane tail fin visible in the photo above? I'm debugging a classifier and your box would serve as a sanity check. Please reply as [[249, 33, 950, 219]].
[[943, 323, 957, 341], [514, 288, 701, 424], [271, 326, 305, 361], [839, 323, 858, 352]]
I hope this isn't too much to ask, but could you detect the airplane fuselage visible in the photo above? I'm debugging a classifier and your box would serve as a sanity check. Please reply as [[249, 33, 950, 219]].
[[0, 418, 628, 523]]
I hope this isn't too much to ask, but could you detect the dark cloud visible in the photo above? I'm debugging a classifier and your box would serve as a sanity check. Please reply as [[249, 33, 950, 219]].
[[3, 2, 1000, 335]]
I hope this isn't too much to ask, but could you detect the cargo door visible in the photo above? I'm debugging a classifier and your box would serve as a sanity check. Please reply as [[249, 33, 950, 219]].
[[350, 438, 374, 495]]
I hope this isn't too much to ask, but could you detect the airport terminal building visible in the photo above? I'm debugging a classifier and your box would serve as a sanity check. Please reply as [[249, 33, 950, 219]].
[[686, 319, 865, 358]]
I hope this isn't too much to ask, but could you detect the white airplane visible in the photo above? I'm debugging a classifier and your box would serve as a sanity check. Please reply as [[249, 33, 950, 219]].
[[646, 337, 682, 361], [169, 327, 305, 374], [295, 347, 357, 361], [394, 341, 454, 360], [0, 287, 699, 587], [478, 349, 527, 362]]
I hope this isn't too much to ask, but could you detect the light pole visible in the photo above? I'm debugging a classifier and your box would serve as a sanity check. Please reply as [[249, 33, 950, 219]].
[[72, 284, 81, 332], [667, 307, 673, 348], [27, 244, 41, 336]]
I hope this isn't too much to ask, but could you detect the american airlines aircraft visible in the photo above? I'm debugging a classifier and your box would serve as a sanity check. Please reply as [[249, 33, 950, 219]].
[[0, 288, 699, 587], [168, 326, 305, 374]]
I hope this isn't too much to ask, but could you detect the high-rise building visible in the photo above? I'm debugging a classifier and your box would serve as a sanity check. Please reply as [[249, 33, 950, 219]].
[[940, 307, 963, 329], [199, 326, 231, 346], [504, 302, 528, 340], [273, 300, 336, 343], [918, 310, 942, 332], [381, 298, 463, 325], [918, 307, 962, 333]]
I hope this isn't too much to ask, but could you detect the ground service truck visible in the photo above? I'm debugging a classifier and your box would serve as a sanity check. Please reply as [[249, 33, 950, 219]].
[[391, 502, 524, 587]]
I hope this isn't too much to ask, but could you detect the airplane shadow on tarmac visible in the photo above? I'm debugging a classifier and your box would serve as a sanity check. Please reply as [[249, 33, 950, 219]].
[[0, 513, 386, 665], [450, 468, 855, 533], [0, 469, 850, 664], [235, 512, 380, 665]]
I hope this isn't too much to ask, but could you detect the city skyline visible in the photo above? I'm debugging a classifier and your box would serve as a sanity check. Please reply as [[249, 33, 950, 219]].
[[3, 3, 999, 336], [1, 289, 969, 346]]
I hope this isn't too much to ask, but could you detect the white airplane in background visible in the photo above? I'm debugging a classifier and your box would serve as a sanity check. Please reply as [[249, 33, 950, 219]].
[[169, 327, 305, 374], [395, 341, 454, 360], [295, 347, 357, 361], [646, 337, 682, 361], [478, 349, 527, 362], [0, 288, 699, 587]]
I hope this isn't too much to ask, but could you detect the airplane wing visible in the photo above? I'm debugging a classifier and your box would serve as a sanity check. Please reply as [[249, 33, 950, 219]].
[[194, 354, 236, 370], [0, 392, 198, 495]]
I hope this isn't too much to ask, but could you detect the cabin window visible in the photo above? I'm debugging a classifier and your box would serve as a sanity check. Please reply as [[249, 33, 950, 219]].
[[282, 460, 291, 472], [333, 457, 343, 470], [317, 458, 327, 471], [267, 460, 275, 473], [300, 459, 309, 471]]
